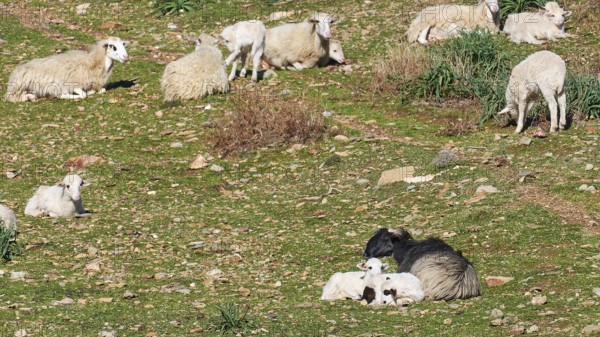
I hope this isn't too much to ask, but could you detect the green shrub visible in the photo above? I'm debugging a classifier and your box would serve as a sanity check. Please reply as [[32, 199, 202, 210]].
[[0, 221, 19, 262], [566, 73, 600, 122], [208, 301, 255, 334], [152, 0, 205, 16], [499, 0, 547, 22]]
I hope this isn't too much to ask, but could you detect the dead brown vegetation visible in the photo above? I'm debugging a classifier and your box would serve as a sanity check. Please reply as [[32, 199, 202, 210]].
[[370, 44, 430, 93]]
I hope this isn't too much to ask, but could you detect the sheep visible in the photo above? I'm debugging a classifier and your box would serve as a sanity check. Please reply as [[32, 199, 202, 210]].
[[219, 20, 266, 82], [363, 227, 482, 301], [328, 39, 346, 64], [24, 174, 89, 218], [362, 272, 425, 306], [160, 36, 230, 102], [498, 50, 567, 133], [262, 12, 337, 70], [502, 2, 574, 44], [5, 37, 128, 102], [0, 204, 17, 238], [321, 258, 389, 301], [406, 0, 500, 44]]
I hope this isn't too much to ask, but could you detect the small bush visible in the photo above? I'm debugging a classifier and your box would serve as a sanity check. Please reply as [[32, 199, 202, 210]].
[[431, 149, 460, 168], [566, 72, 600, 123], [152, 0, 205, 16], [211, 90, 328, 156], [0, 221, 19, 262], [208, 301, 254, 334], [499, 0, 547, 22]]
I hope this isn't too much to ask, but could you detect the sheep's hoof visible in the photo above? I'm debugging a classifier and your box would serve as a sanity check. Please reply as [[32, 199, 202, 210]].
[[239, 70, 247, 77]]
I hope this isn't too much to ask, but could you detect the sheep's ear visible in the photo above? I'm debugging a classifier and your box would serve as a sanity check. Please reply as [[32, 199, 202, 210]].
[[82, 180, 91, 187], [498, 107, 510, 115], [122, 40, 130, 46], [563, 11, 572, 17], [58, 182, 66, 187], [382, 263, 390, 271], [308, 19, 319, 24], [357, 262, 367, 270], [103, 43, 109, 49]]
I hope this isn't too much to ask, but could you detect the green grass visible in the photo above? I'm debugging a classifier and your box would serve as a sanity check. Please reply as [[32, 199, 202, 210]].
[[0, 0, 599, 336]]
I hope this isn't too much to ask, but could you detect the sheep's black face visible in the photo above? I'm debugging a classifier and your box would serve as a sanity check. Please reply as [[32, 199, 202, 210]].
[[363, 228, 395, 259]]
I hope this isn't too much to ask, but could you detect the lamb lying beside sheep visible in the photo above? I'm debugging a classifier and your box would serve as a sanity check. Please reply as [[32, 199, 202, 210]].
[[503, 2, 575, 44], [24, 174, 89, 218], [5, 37, 128, 102], [321, 258, 388, 301], [499, 50, 567, 133]]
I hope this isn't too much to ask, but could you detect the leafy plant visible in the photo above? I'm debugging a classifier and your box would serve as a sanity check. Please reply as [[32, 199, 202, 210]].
[[566, 72, 600, 123], [152, 0, 205, 16], [499, 0, 547, 22], [208, 301, 255, 334], [0, 221, 19, 262]]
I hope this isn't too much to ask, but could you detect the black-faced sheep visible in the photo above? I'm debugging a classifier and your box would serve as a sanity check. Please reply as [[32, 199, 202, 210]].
[[24, 174, 89, 218], [363, 227, 482, 301]]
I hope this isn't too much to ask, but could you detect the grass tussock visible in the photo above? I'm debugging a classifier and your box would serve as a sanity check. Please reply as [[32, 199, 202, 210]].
[[207, 301, 255, 334], [438, 114, 478, 137], [370, 44, 430, 93], [567, 72, 600, 123], [0, 222, 19, 262], [211, 90, 328, 156]]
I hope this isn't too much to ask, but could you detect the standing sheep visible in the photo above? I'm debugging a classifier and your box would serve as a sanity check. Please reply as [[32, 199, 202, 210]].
[[219, 20, 266, 82], [406, 0, 500, 44], [262, 12, 337, 70], [0, 204, 17, 238], [499, 50, 567, 133], [364, 228, 482, 301], [24, 174, 89, 218], [5, 37, 128, 102], [503, 2, 574, 44], [160, 36, 230, 102]]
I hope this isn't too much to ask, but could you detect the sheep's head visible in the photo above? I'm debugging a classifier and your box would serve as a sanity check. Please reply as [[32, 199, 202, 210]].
[[103, 37, 129, 63], [357, 258, 389, 274], [309, 12, 337, 40], [329, 40, 346, 64], [541, 2, 571, 29], [364, 227, 413, 259], [196, 33, 218, 51], [218, 26, 236, 52], [484, 0, 500, 14], [59, 174, 88, 201]]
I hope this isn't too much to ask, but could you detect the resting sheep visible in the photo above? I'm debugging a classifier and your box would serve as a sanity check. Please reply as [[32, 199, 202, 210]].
[[219, 20, 266, 82], [5, 37, 128, 102], [406, 0, 500, 44], [328, 40, 346, 64], [364, 228, 482, 301], [499, 50, 567, 133], [262, 12, 337, 70], [24, 174, 89, 218], [160, 36, 229, 102], [321, 258, 389, 301], [0, 204, 17, 238], [362, 272, 425, 306], [503, 2, 574, 44]]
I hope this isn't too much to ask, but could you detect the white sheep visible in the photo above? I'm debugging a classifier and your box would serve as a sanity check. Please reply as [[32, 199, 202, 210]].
[[24, 174, 89, 218], [361, 272, 425, 306], [498, 50, 567, 133], [328, 39, 346, 64], [502, 2, 574, 44], [0, 204, 17, 238], [321, 258, 389, 301], [5, 37, 128, 102], [262, 12, 337, 70], [160, 36, 230, 102], [219, 20, 266, 82], [406, 0, 500, 44]]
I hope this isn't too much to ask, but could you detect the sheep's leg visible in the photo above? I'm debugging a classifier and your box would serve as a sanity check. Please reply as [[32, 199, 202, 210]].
[[239, 51, 248, 78], [228, 60, 238, 81], [542, 90, 560, 132], [87, 88, 106, 96], [251, 45, 263, 82], [557, 89, 567, 130], [515, 100, 528, 133], [23, 93, 37, 102], [417, 25, 431, 44], [224, 50, 240, 66], [60, 88, 87, 100], [290, 62, 305, 71]]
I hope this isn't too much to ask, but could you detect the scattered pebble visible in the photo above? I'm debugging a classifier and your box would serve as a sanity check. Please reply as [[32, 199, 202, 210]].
[[585, 164, 594, 171], [210, 164, 224, 173], [170, 142, 183, 149], [476, 185, 498, 194], [334, 135, 350, 142], [356, 179, 369, 185], [322, 111, 334, 117], [531, 295, 547, 305], [520, 137, 532, 145], [582, 325, 600, 335], [494, 133, 508, 141]]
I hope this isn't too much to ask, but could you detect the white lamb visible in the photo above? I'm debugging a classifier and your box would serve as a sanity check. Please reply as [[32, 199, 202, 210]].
[[219, 20, 266, 82], [262, 12, 337, 70], [502, 2, 574, 44], [160, 36, 229, 102], [367, 273, 426, 306], [321, 258, 389, 301], [5, 37, 128, 102], [498, 50, 567, 133], [24, 174, 89, 218], [406, 0, 500, 44], [0, 204, 17, 238], [328, 40, 346, 64]]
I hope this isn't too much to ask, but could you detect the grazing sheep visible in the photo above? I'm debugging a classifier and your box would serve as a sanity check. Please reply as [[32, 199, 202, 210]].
[[0, 204, 17, 238], [406, 0, 500, 44], [219, 20, 266, 82], [321, 258, 389, 301], [5, 37, 128, 102], [503, 2, 574, 44], [262, 12, 337, 70], [363, 228, 482, 301], [160, 36, 229, 102], [498, 50, 567, 133], [362, 272, 425, 306], [24, 174, 89, 218]]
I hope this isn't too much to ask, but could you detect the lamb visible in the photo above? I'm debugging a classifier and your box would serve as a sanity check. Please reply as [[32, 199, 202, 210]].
[[363, 227, 482, 301], [219, 20, 266, 82], [321, 258, 389, 301], [328, 39, 346, 64], [160, 36, 230, 102], [362, 272, 425, 306], [262, 12, 337, 70], [5, 37, 128, 102], [498, 50, 567, 133], [24, 174, 89, 218], [406, 0, 500, 44], [502, 2, 574, 44], [0, 204, 17, 238]]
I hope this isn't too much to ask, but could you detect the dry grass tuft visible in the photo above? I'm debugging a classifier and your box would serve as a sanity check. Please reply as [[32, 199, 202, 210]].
[[370, 44, 430, 93], [438, 115, 477, 136], [211, 90, 328, 156]]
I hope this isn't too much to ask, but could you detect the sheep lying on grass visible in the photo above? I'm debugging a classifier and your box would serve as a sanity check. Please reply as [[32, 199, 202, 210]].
[[406, 0, 500, 44], [24, 174, 89, 218], [321, 258, 388, 301], [503, 2, 574, 44], [362, 272, 425, 306], [5, 37, 128, 102], [364, 228, 482, 301], [0, 204, 17, 238], [263, 12, 337, 70], [499, 50, 567, 133], [160, 35, 229, 102], [219, 20, 266, 82]]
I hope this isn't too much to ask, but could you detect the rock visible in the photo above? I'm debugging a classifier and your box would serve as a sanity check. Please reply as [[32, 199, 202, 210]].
[[263, 69, 277, 79], [0, 39, 7, 45], [76, 3, 91, 15], [509, 325, 525, 335], [123, 290, 137, 299], [490, 308, 504, 320], [14, 330, 27, 337], [476, 185, 498, 194], [210, 164, 224, 173], [582, 325, 600, 335], [533, 127, 547, 138], [334, 135, 350, 142], [531, 295, 547, 305], [520, 137, 532, 146], [280, 88, 291, 95], [494, 134, 508, 141], [10, 271, 26, 281], [377, 166, 415, 186], [5, 171, 18, 179], [56, 297, 74, 306], [356, 179, 369, 185], [585, 164, 594, 171], [322, 111, 334, 117], [579, 184, 590, 191], [407, 185, 416, 192], [99, 22, 122, 30], [98, 331, 117, 337], [342, 65, 353, 74], [485, 276, 514, 287], [527, 325, 539, 333], [490, 318, 504, 326], [155, 110, 164, 117], [588, 186, 597, 193], [170, 142, 183, 149], [189, 155, 209, 170], [167, 23, 177, 30]]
